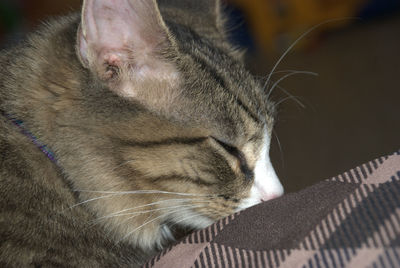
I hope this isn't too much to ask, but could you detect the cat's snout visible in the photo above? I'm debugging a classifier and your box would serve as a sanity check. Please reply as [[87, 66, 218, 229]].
[[260, 193, 282, 202]]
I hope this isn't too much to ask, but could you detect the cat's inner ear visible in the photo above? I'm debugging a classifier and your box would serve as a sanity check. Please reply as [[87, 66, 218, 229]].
[[78, 0, 177, 86]]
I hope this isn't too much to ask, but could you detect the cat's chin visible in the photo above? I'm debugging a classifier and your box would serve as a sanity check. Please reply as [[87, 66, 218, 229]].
[[115, 214, 214, 250], [166, 210, 216, 231]]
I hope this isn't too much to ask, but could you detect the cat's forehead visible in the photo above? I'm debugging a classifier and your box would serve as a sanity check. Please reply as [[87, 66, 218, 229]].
[[167, 27, 274, 145], [176, 69, 272, 147]]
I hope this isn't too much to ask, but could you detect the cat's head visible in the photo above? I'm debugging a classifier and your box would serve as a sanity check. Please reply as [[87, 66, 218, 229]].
[[75, 0, 283, 248]]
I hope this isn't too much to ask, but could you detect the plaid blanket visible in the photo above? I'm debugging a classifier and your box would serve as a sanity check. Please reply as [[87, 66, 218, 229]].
[[145, 150, 400, 268]]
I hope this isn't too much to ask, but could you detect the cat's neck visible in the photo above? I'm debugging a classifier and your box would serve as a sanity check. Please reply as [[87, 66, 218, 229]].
[[1, 15, 85, 139]]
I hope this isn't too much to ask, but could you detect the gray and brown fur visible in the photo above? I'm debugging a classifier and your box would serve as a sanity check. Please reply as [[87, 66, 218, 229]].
[[0, 0, 276, 266]]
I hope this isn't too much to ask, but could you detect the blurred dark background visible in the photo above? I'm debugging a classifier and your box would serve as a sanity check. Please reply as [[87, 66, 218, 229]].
[[1, 0, 399, 193]]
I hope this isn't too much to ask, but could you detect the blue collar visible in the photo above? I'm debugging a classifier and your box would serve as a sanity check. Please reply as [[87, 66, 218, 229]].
[[1, 112, 58, 165]]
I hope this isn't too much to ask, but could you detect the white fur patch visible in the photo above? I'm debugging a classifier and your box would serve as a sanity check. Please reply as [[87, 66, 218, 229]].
[[238, 131, 284, 211], [169, 207, 214, 229]]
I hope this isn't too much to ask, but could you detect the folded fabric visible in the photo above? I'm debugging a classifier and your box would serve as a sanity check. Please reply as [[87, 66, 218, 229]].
[[145, 150, 400, 268]]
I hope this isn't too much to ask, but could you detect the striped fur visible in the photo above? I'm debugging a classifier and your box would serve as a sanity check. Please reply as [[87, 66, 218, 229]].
[[0, 0, 281, 267]]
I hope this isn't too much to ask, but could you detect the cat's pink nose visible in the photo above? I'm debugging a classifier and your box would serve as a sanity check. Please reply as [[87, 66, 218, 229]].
[[260, 193, 281, 202]]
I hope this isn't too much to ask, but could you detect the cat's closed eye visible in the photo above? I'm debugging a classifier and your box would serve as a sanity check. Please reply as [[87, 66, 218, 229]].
[[211, 137, 254, 180]]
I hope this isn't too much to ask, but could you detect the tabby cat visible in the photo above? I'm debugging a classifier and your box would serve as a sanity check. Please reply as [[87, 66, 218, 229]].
[[0, 0, 283, 266]]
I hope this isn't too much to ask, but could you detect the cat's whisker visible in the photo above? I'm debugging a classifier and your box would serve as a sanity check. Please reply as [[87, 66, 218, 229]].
[[109, 204, 206, 219], [271, 69, 311, 75], [274, 84, 306, 109], [264, 18, 357, 91], [117, 205, 203, 243], [68, 193, 118, 210], [273, 130, 285, 168], [74, 189, 213, 197], [105, 198, 213, 217], [69, 191, 215, 212], [261, 69, 307, 108], [266, 71, 318, 100], [262, 69, 310, 89], [90, 201, 211, 225], [276, 95, 306, 107], [256, 70, 297, 106], [103, 204, 205, 241]]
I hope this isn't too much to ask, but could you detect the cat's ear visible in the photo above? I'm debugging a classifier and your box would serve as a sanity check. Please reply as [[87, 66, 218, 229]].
[[77, 0, 178, 90]]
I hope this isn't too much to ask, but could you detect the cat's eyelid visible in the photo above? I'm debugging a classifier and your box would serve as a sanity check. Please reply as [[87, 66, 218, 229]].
[[209, 136, 232, 146], [209, 136, 237, 154], [210, 136, 254, 180]]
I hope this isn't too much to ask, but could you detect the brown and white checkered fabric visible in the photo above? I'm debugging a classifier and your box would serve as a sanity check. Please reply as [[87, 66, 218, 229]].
[[145, 151, 400, 268]]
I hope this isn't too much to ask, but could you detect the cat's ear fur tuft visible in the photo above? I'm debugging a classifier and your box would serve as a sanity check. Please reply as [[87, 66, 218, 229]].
[[77, 0, 178, 97]]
